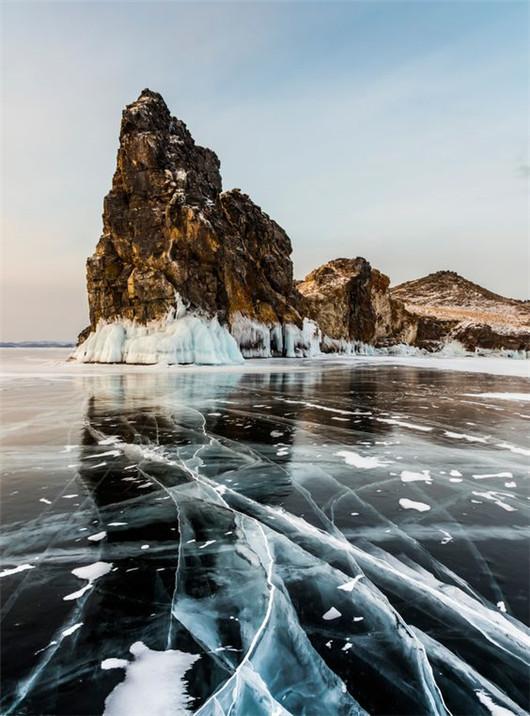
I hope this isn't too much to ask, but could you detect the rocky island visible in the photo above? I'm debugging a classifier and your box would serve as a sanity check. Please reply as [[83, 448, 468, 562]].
[[74, 90, 529, 364]]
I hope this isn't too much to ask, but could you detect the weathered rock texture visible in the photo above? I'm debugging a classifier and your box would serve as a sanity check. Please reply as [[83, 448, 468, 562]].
[[84, 89, 303, 350], [297, 258, 416, 348], [392, 271, 530, 352]]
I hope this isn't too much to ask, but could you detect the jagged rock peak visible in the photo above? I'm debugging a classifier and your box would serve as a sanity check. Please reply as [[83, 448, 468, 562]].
[[83, 89, 303, 348]]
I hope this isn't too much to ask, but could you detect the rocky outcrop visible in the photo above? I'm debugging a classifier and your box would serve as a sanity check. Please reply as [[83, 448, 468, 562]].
[[392, 271, 530, 352], [297, 258, 416, 349], [77, 90, 528, 363], [82, 89, 305, 359]]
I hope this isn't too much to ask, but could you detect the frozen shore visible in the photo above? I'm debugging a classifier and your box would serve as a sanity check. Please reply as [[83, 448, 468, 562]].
[[1, 347, 529, 379]]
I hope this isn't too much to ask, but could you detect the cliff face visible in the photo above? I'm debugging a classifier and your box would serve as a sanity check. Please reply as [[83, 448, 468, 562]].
[[392, 271, 530, 352], [297, 258, 416, 348], [85, 89, 303, 354]]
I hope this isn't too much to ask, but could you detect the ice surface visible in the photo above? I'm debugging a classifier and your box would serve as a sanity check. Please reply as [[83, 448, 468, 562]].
[[1, 350, 529, 715]]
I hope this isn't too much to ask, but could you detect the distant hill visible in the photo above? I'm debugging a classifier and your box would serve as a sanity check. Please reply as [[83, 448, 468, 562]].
[[391, 271, 530, 329], [0, 341, 74, 348]]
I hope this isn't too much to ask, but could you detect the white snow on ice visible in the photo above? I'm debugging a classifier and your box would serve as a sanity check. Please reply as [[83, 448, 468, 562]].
[[102, 641, 200, 716], [322, 607, 342, 621], [399, 498, 431, 512], [464, 393, 530, 402], [337, 576, 363, 592], [400, 470, 432, 483], [336, 450, 389, 469], [0, 563, 35, 578], [61, 623, 83, 638], [87, 531, 107, 542]]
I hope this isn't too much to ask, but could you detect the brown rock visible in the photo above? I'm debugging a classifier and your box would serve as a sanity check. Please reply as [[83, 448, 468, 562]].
[[83, 89, 304, 349], [297, 257, 416, 346], [392, 271, 530, 352]]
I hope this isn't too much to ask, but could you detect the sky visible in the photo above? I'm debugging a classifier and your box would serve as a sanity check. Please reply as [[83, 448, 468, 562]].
[[1, 0, 528, 341]]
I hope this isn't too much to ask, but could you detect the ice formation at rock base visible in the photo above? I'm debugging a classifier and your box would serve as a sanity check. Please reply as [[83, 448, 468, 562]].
[[74, 310, 529, 365]]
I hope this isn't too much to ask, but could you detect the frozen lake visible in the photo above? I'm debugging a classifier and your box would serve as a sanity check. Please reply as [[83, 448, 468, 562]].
[[1, 349, 529, 715]]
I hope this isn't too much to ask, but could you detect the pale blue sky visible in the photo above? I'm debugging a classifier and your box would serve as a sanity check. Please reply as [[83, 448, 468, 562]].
[[1, 0, 528, 340]]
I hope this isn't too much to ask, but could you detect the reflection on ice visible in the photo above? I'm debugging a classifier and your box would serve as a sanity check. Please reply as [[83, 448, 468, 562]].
[[1, 358, 529, 715]]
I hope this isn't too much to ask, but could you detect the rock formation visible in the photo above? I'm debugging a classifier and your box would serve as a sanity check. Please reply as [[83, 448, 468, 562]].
[[76, 90, 528, 363], [392, 271, 530, 352], [79, 89, 308, 362], [297, 258, 416, 350]]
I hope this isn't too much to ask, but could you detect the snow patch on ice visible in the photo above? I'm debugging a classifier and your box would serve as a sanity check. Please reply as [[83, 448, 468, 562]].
[[472, 472, 512, 480], [62, 622, 83, 638], [87, 531, 107, 542], [475, 689, 516, 716], [337, 575, 363, 592], [445, 431, 488, 443], [101, 658, 129, 670], [400, 470, 432, 483], [102, 641, 200, 716], [377, 418, 432, 432], [336, 450, 389, 469], [322, 607, 342, 620], [64, 561, 113, 601], [0, 563, 35, 578], [399, 498, 431, 512], [472, 491, 516, 512], [464, 392, 530, 402], [496, 442, 530, 457]]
